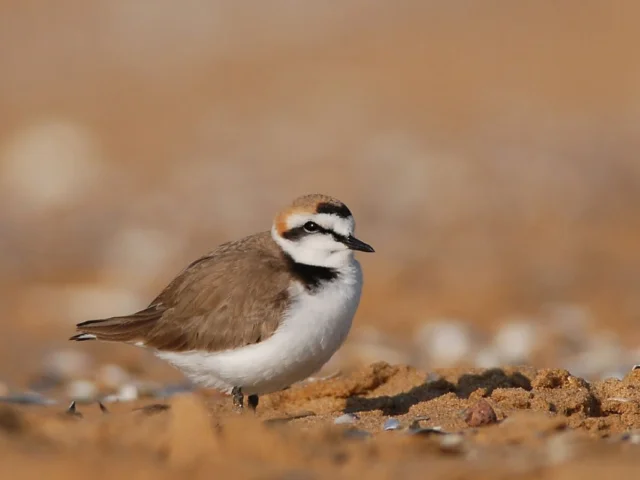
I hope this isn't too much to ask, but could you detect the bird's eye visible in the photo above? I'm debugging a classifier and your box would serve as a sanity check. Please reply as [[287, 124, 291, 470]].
[[303, 221, 320, 233]]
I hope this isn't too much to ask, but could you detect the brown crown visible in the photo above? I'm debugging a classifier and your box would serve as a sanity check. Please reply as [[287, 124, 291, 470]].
[[274, 194, 351, 235]]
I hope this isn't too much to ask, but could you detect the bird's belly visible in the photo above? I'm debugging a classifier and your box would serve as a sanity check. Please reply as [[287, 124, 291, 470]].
[[157, 310, 352, 395], [156, 275, 361, 395]]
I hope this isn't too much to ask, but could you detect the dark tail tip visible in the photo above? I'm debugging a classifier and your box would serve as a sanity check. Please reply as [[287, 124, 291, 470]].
[[69, 333, 97, 341]]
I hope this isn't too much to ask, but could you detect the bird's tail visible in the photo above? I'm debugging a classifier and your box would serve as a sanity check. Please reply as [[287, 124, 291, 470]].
[[69, 308, 161, 344]]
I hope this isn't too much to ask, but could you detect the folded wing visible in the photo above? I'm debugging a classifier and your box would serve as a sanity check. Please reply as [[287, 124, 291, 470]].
[[70, 232, 292, 352]]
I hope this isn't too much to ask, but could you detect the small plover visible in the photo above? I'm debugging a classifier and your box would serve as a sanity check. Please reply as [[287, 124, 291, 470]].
[[70, 194, 374, 410]]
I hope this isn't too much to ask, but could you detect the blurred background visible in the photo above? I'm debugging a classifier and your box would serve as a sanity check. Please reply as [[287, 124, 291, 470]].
[[1, 1, 639, 401]]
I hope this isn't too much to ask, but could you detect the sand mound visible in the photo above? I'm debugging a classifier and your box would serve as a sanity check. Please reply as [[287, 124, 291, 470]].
[[0, 362, 639, 479]]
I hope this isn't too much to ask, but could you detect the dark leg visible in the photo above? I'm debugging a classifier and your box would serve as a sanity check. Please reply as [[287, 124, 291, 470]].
[[231, 386, 244, 410], [247, 394, 259, 412]]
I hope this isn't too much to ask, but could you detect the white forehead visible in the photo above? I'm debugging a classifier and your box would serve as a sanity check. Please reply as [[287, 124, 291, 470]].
[[286, 212, 355, 236]]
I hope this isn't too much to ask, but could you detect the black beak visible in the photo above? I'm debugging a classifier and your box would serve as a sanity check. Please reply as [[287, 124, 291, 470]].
[[342, 235, 375, 253]]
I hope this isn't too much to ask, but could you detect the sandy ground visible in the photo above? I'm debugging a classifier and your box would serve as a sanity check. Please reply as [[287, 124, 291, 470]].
[[2, 2, 640, 478], [1, 363, 640, 479]]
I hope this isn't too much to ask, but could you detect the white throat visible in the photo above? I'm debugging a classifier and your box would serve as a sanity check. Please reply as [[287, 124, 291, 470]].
[[271, 226, 354, 270]]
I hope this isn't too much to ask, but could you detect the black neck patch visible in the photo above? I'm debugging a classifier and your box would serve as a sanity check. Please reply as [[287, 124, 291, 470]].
[[284, 254, 339, 291], [316, 202, 352, 219]]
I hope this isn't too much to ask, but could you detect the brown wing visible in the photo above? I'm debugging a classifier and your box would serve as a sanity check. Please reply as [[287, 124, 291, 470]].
[[71, 232, 292, 352]]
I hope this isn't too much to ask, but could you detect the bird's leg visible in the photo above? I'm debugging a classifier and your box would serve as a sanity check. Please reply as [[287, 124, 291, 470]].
[[231, 386, 244, 411], [247, 394, 259, 412]]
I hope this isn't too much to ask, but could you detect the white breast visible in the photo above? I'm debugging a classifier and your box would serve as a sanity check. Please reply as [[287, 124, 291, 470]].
[[156, 259, 363, 395]]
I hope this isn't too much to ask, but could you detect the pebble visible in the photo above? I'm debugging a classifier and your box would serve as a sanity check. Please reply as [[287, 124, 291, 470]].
[[439, 434, 466, 453], [545, 431, 580, 465], [622, 431, 640, 444], [116, 384, 139, 402], [493, 318, 538, 364], [416, 320, 476, 367], [334, 413, 359, 425], [464, 399, 498, 427], [42, 349, 92, 381], [101, 382, 193, 403], [383, 418, 401, 431], [101, 384, 139, 403], [66, 380, 99, 402], [97, 364, 131, 390], [473, 346, 502, 369]]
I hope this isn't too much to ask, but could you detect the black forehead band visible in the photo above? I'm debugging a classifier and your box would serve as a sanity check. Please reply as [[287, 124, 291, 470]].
[[316, 202, 352, 219]]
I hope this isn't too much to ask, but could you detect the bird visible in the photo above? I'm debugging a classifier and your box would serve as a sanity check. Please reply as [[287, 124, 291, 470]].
[[70, 194, 374, 411]]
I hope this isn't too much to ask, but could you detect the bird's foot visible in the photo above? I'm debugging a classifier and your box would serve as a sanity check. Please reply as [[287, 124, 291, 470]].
[[231, 388, 259, 414], [231, 386, 244, 412], [248, 394, 259, 412]]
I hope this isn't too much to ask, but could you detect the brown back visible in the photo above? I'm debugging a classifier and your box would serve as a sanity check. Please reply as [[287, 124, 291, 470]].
[[74, 232, 293, 352]]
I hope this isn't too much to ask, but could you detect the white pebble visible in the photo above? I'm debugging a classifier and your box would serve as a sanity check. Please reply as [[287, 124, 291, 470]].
[[628, 432, 640, 444], [97, 364, 130, 389], [383, 418, 401, 431], [416, 320, 476, 367], [66, 380, 98, 402], [570, 333, 625, 378], [474, 346, 502, 369], [545, 431, 578, 465], [334, 413, 359, 425], [43, 349, 92, 380], [493, 318, 538, 364], [116, 384, 139, 402], [439, 434, 465, 452]]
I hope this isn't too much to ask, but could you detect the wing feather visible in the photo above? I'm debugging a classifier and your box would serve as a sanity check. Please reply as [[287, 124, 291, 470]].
[[71, 232, 291, 352]]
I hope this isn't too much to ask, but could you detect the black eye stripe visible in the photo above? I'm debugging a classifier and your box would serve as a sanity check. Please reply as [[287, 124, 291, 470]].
[[281, 226, 308, 241], [281, 225, 347, 243]]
